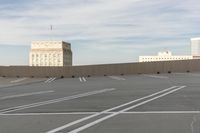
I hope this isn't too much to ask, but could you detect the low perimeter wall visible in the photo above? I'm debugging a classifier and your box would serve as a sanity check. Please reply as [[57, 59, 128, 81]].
[[0, 59, 200, 78]]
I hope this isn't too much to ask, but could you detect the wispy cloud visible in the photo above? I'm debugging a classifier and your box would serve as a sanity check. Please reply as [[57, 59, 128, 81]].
[[0, 0, 199, 65]]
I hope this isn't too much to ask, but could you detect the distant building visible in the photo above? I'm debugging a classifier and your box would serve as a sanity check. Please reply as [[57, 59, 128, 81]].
[[139, 51, 192, 62], [29, 41, 72, 66], [191, 38, 200, 59]]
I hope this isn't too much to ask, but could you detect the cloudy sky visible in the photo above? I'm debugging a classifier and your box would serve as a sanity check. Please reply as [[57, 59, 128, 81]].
[[0, 0, 200, 66]]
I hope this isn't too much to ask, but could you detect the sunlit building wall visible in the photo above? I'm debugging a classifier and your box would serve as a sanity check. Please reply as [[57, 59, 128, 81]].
[[139, 51, 192, 62], [29, 41, 72, 66], [191, 38, 200, 59]]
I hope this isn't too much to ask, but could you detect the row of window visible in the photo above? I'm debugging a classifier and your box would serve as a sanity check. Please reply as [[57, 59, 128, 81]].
[[32, 63, 62, 66], [32, 53, 61, 58], [32, 58, 61, 61]]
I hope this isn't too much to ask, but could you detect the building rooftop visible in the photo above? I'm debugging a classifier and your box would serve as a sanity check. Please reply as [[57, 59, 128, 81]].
[[32, 40, 70, 45], [31, 40, 71, 49], [191, 38, 200, 41]]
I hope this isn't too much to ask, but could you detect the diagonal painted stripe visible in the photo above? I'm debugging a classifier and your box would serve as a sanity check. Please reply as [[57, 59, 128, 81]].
[[48, 77, 56, 83], [44, 78, 52, 83], [44, 78, 56, 83], [10, 78, 27, 83], [82, 77, 86, 82], [45, 86, 178, 133], [0, 88, 116, 114], [68, 86, 186, 133], [79, 77, 82, 82], [0, 90, 54, 100]]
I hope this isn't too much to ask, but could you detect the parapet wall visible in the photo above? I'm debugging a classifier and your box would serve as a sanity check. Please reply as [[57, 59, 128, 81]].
[[0, 59, 200, 78]]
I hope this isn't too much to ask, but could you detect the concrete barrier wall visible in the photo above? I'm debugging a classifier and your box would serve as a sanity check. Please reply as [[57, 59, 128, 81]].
[[0, 59, 200, 78]]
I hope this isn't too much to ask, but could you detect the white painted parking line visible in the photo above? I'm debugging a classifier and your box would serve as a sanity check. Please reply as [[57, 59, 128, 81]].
[[79, 77, 83, 82], [121, 111, 200, 114], [82, 77, 87, 82], [0, 112, 98, 116], [49, 77, 56, 83], [2, 111, 200, 116], [0, 90, 54, 100], [44, 78, 56, 83], [79, 77, 87, 82], [67, 86, 186, 133], [44, 78, 53, 83], [46, 86, 180, 133], [0, 88, 116, 114], [10, 78, 27, 83], [143, 74, 169, 79], [108, 76, 125, 81], [120, 87, 186, 113]]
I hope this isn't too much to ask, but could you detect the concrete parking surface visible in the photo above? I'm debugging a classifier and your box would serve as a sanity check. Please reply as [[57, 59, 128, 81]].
[[0, 73, 200, 133]]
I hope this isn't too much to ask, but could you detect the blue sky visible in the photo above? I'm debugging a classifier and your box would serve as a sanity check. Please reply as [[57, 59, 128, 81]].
[[0, 0, 200, 66]]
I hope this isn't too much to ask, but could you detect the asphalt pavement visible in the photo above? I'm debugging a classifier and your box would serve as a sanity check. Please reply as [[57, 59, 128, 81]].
[[0, 73, 200, 133]]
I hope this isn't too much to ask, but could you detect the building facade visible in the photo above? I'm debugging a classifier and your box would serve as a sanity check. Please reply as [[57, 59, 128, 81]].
[[29, 41, 72, 66], [191, 38, 200, 59], [139, 51, 192, 62]]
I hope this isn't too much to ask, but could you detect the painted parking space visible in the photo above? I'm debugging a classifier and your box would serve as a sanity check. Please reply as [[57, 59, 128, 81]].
[[0, 73, 200, 133]]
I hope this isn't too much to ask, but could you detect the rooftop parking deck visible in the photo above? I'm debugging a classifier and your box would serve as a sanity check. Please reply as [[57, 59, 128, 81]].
[[0, 73, 200, 133]]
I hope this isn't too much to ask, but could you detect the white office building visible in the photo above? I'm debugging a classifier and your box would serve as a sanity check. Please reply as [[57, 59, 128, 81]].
[[191, 38, 200, 59], [29, 41, 72, 66], [139, 51, 192, 62]]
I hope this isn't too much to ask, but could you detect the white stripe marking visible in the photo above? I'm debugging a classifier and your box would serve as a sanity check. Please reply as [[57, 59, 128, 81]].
[[10, 78, 27, 83], [143, 74, 169, 79], [0, 112, 98, 116], [44, 78, 52, 83], [120, 86, 186, 112], [121, 111, 200, 114], [68, 86, 186, 133], [2, 111, 200, 116], [79, 77, 86, 82], [45, 78, 56, 83], [108, 76, 125, 80], [82, 77, 86, 82], [46, 86, 178, 133], [0, 90, 54, 100], [0, 88, 116, 114], [49, 77, 56, 83], [79, 77, 82, 82]]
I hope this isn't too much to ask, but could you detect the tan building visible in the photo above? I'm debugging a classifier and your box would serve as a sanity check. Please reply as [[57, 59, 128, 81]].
[[29, 41, 72, 66]]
